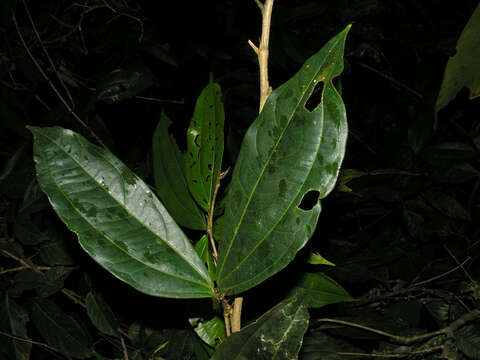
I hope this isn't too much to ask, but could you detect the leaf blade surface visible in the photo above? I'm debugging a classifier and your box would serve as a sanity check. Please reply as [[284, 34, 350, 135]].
[[29, 126, 213, 298], [186, 80, 225, 211], [216, 26, 350, 294], [152, 113, 205, 230]]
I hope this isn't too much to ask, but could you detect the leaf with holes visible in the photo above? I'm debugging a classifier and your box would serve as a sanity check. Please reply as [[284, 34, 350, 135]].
[[186, 79, 225, 212], [215, 25, 350, 295], [152, 113, 206, 230], [28, 126, 214, 298]]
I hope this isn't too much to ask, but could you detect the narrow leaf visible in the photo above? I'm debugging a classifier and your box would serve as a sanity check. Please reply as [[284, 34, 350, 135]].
[[0, 294, 31, 360], [32, 300, 92, 359], [211, 295, 309, 360], [194, 235, 216, 281], [288, 273, 354, 308], [435, 3, 480, 115], [186, 80, 225, 212], [152, 113, 206, 230], [216, 26, 350, 294], [86, 291, 119, 336], [28, 126, 214, 298]]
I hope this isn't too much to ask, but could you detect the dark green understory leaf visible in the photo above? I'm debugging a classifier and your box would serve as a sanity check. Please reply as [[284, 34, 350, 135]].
[[301, 330, 363, 360], [288, 272, 354, 308], [28, 126, 213, 298], [186, 79, 225, 212], [86, 291, 119, 336], [152, 113, 206, 230], [424, 191, 470, 220], [32, 299, 92, 359], [0, 294, 31, 360], [216, 25, 350, 295], [211, 295, 309, 360], [96, 69, 153, 104]]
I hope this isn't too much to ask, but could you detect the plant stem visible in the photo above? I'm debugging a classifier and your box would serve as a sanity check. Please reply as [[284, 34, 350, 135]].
[[207, 169, 229, 263], [248, 0, 275, 113], [231, 297, 243, 333]]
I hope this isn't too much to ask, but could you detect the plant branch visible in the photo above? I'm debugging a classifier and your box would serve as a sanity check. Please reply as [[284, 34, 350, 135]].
[[231, 297, 243, 333], [249, 0, 275, 113], [207, 169, 229, 263], [0, 329, 62, 354], [317, 308, 480, 346], [12, 11, 109, 151], [22, 0, 75, 108]]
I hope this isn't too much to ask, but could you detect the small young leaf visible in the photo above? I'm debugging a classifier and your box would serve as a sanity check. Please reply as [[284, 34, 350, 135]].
[[152, 113, 206, 230], [86, 291, 119, 336], [194, 235, 216, 281], [211, 295, 309, 360], [308, 252, 335, 266], [189, 316, 226, 347], [186, 79, 225, 212]]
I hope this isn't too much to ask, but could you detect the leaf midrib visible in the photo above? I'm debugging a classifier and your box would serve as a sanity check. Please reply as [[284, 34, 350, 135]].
[[217, 36, 342, 285], [36, 129, 212, 293]]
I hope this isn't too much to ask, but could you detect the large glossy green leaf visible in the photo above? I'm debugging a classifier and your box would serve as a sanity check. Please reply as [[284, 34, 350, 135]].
[[28, 126, 214, 298], [436, 3, 480, 115], [186, 80, 225, 212], [152, 113, 206, 230], [211, 295, 309, 360], [0, 294, 31, 360], [216, 26, 350, 294]]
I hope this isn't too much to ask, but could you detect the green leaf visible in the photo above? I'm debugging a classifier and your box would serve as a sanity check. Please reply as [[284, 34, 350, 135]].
[[288, 273, 354, 308], [0, 294, 31, 360], [28, 126, 214, 298], [216, 25, 350, 294], [96, 69, 153, 104], [435, 3, 480, 115], [152, 113, 206, 230], [211, 295, 309, 360], [194, 235, 216, 281], [86, 291, 119, 336], [424, 190, 470, 220], [189, 316, 226, 347], [186, 80, 225, 212], [32, 299, 92, 359], [308, 252, 335, 266], [36, 266, 72, 297]]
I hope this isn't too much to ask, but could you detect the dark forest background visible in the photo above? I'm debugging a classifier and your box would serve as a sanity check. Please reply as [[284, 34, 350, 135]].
[[1, 0, 480, 359]]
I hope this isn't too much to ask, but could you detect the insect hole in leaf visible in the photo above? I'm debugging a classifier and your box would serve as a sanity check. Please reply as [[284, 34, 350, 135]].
[[298, 190, 320, 210], [305, 79, 325, 111]]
